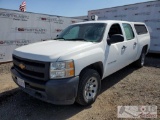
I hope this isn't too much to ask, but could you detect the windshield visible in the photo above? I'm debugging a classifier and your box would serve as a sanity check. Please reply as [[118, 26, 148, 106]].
[[56, 23, 106, 42]]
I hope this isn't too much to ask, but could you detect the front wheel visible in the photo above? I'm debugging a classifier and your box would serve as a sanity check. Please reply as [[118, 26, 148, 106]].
[[76, 69, 101, 106]]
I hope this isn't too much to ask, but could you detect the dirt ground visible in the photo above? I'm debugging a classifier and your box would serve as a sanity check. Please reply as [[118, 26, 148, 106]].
[[0, 54, 159, 120]]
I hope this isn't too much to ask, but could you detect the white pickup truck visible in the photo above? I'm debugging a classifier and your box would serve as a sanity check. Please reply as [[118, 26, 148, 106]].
[[11, 20, 150, 106]]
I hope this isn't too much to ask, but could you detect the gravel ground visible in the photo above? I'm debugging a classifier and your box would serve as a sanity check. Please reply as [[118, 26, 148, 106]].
[[0, 54, 159, 120]]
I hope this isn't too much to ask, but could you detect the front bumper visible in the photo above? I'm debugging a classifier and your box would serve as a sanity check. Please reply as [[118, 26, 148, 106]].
[[11, 67, 79, 105]]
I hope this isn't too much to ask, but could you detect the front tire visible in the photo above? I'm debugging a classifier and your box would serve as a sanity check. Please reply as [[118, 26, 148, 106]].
[[76, 69, 101, 106]]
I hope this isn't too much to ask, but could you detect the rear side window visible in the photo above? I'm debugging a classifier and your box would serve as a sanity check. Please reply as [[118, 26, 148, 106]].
[[134, 24, 148, 35]]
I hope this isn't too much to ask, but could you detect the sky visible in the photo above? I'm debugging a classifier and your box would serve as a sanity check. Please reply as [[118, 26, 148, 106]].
[[0, 0, 154, 17]]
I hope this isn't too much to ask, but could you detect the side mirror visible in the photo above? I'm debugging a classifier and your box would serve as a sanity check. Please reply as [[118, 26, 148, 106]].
[[107, 34, 124, 45]]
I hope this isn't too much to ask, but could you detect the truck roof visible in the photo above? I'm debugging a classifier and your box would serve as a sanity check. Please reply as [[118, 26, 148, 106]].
[[75, 20, 145, 25]]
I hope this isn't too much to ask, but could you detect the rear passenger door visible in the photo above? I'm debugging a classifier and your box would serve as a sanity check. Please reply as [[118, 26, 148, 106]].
[[122, 23, 138, 64]]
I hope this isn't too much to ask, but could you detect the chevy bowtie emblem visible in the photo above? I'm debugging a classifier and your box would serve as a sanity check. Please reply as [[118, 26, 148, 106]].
[[19, 63, 25, 69]]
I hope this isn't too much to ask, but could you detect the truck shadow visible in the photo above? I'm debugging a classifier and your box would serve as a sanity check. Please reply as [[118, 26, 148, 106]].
[[145, 53, 160, 68], [0, 88, 88, 119], [101, 53, 160, 95], [147, 53, 160, 58], [100, 64, 138, 94], [0, 56, 159, 119]]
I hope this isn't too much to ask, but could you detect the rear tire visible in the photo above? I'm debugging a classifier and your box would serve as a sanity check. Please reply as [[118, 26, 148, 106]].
[[135, 48, 146, 67], [76, 69, 101, 106]]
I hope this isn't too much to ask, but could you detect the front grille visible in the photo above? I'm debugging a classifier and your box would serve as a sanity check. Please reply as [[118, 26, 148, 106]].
[[13, 55, 49, 81]]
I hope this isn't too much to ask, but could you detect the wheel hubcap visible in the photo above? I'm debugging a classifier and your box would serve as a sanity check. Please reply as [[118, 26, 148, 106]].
[[84, 77, 98, 101]]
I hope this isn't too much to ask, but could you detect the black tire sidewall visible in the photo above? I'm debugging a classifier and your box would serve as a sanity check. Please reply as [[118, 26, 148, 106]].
[[135, 48, 146, 67], [76, 69, 101, 106], [140, 49, 146, 66], [82, 72, 100, 103], [142, 51, 146, 64]]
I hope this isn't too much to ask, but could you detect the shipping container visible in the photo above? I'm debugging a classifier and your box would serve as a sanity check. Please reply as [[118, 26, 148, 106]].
[[0, 8, 84, 63], [88, 0, 160, 53]]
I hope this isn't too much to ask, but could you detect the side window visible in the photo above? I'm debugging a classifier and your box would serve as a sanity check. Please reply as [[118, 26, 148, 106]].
[[63, 26, 79, 39], [122, 23, 135, 40], [134, 24, 148, 35], [108, 23, 123, 38]]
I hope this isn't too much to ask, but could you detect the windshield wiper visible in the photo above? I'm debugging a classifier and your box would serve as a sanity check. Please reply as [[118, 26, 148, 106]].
[[66, 38, 88, 41], [54, 38, 91, 42], [54, 37, 65, 40]]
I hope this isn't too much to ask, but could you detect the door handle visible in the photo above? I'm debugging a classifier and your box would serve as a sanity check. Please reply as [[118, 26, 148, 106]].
[[122, 46, 127, 50], [134, 42, 137, 46]]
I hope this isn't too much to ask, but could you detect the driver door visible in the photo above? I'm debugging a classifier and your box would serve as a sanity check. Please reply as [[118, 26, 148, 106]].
[[104, 23, 128, 77]]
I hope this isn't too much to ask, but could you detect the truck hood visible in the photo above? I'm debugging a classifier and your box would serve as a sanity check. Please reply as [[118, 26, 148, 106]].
[[13, 40, 94, 61]]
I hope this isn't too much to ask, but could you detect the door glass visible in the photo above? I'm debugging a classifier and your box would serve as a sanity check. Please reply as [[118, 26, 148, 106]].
[[122, 23, 135, 40], [108, 23, 123, 38]]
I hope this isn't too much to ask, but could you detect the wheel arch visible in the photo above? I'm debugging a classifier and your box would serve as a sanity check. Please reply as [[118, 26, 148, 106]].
[[143, 44, 148, 55], [79, 61, 104, 79]]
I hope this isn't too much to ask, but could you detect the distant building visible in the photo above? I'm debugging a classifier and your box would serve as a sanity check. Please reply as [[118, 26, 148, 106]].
[[72, 16, 88, 21]]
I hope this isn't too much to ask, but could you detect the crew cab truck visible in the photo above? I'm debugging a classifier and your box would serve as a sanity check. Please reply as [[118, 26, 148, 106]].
[[11, 20, 150, 106]]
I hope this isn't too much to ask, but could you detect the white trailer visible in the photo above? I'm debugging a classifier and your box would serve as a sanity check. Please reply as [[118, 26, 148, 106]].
[[0, 8, 84, 63], [88, 0, 160, 53]]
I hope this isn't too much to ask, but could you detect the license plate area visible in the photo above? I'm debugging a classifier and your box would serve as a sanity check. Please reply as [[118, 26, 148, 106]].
[[17, 77, 25, 88]]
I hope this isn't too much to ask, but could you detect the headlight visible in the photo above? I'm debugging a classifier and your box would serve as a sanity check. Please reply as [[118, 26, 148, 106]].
[[50, 60, 75, 79]]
